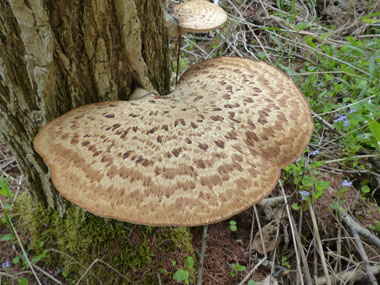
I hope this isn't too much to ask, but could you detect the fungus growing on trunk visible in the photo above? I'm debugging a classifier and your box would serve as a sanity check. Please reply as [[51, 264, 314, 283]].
[[34, 57, 313, 226]]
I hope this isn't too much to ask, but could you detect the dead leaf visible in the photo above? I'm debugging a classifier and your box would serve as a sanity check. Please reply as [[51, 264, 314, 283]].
[[252, 219, 281, 255]]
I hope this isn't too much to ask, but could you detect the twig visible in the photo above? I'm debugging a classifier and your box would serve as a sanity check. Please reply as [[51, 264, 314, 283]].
[[253, 205, 267, 257], [258, 258, 290, 278], [278, 181, 304, 284], [309, 204, 331, 285], [197, 225, 208, 285], [0, 158, 16, 170], [337, 207, 378, 285], [0, 200, 42, 285], [238, 257, 267, 285], [175, 34, 182, 84], [288, 214, 313, 285], [248, 206, 255, 265], [76, 258, 130, 284], [316, 264, 380, 284], [312, 111, 345, 136], [337, 204, 380, 251], [0, 271, 18, 280], [319, 166, 380, 179], [34, 264, 62, 284], [323, 154, 380, 164]]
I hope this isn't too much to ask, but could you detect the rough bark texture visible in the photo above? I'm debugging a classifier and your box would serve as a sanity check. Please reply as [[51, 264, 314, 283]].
[[0, 0, 170, 213]]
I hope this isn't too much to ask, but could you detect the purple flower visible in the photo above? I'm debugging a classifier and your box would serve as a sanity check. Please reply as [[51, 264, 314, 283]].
[[296, 156, 302, 162], [2, 259, 11, 269], [333, 114, 347, 122], [299, 190, 310, 200], [348, 108, 356, 114], [334, 114, 349, 126], [342, 180, 352, 187], [310, 150, 320, 156]]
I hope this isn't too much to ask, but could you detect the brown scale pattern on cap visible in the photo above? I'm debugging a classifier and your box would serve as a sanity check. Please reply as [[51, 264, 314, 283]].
[[173, 0, 227, 33], [34, 57, 314, 226]]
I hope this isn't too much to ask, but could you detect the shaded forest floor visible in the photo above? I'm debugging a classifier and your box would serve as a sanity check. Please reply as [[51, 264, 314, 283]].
[[1, 0, 380, 284]]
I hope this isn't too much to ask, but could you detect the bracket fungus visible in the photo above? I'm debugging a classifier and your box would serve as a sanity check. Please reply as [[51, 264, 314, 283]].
[[172, 0, 227, 35], [34, 57, 314, 226]]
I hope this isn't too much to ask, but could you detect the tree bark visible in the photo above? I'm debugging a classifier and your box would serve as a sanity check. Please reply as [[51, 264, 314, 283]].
[[0, 0, 170, 213]]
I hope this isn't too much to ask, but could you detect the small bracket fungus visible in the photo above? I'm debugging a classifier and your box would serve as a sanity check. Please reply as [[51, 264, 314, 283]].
[[34, 57, 314, 226], [169, 0, 227, 36]]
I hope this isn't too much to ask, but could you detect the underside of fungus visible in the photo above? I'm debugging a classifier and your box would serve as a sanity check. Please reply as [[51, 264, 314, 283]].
[[34, 57, 314, 226]]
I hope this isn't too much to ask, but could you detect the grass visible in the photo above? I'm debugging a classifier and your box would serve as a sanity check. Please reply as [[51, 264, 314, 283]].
[[2, 0, 380, 284]]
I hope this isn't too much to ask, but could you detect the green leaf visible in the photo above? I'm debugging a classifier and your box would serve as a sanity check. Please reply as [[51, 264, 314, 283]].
[[248, 280, 257, 285], [185, 256, 194, 269], [13, 256, 20, 264], [231, 263, 246, 272], [1, 233, 15, 242], [230, 220, 237, 231], [315, 181, 330, 191], [19, 277, 28, 285], [292, 203, 301, 211], [368, 120, 380, 143], [3, 210, 13, 231], [0, 176, 12, 200], [21, 253, 29, 269], [313, 188, 324, 200], [31, 250, 47, 263], [311, 161, 325, 168], [173, 269, 189, 282], [361, 185, 370, 194], [302, 177, 314, 187], [359, 12, 380, 24]]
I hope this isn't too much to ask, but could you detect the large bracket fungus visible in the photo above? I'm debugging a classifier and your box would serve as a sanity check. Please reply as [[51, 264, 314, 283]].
[[34, 57, 314, 226]]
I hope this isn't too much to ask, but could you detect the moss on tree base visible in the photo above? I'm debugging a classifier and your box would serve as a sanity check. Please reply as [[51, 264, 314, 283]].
[[16, 193, 195, 284]]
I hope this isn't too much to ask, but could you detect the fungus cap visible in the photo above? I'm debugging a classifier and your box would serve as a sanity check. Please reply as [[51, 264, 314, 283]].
[[34, 57, 314, 226], [173, 0, 227, 34]]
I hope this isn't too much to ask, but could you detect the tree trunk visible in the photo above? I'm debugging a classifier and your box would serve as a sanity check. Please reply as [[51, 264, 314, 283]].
[[0, 0, 170, 213]]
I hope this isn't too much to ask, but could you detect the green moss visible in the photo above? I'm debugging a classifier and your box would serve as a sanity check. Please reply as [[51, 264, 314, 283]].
[[15, 193, 194, 284]]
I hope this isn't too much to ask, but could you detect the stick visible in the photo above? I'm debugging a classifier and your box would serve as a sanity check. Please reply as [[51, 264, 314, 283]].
[[197, 225, 208, 285], [309, 204, 331, 285], [288, 214, 313, 285], [278, 181, 304, 285], [337, 207, 378, 284], [316, 264, 380, 284], [337, 205, 380, 248], [34, 264, 62, 284], [253, 205, 267, 257], [238, 257, 267, 285]]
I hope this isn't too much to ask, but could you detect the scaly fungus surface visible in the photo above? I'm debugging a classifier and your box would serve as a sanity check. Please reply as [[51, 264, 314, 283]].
[[173, 0, 227, 34], [34, 57, 314, 226]]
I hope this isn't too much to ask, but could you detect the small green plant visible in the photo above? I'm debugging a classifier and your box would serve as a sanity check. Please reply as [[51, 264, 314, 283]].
[[230, 262, 246, 277], [371, 220, 380, 235], [281, 256, 291, 269], [291, 174, 330, 211], [0, 176, 49, 279], [173, 256, 195, 284], [229, 220, 237, 232]]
